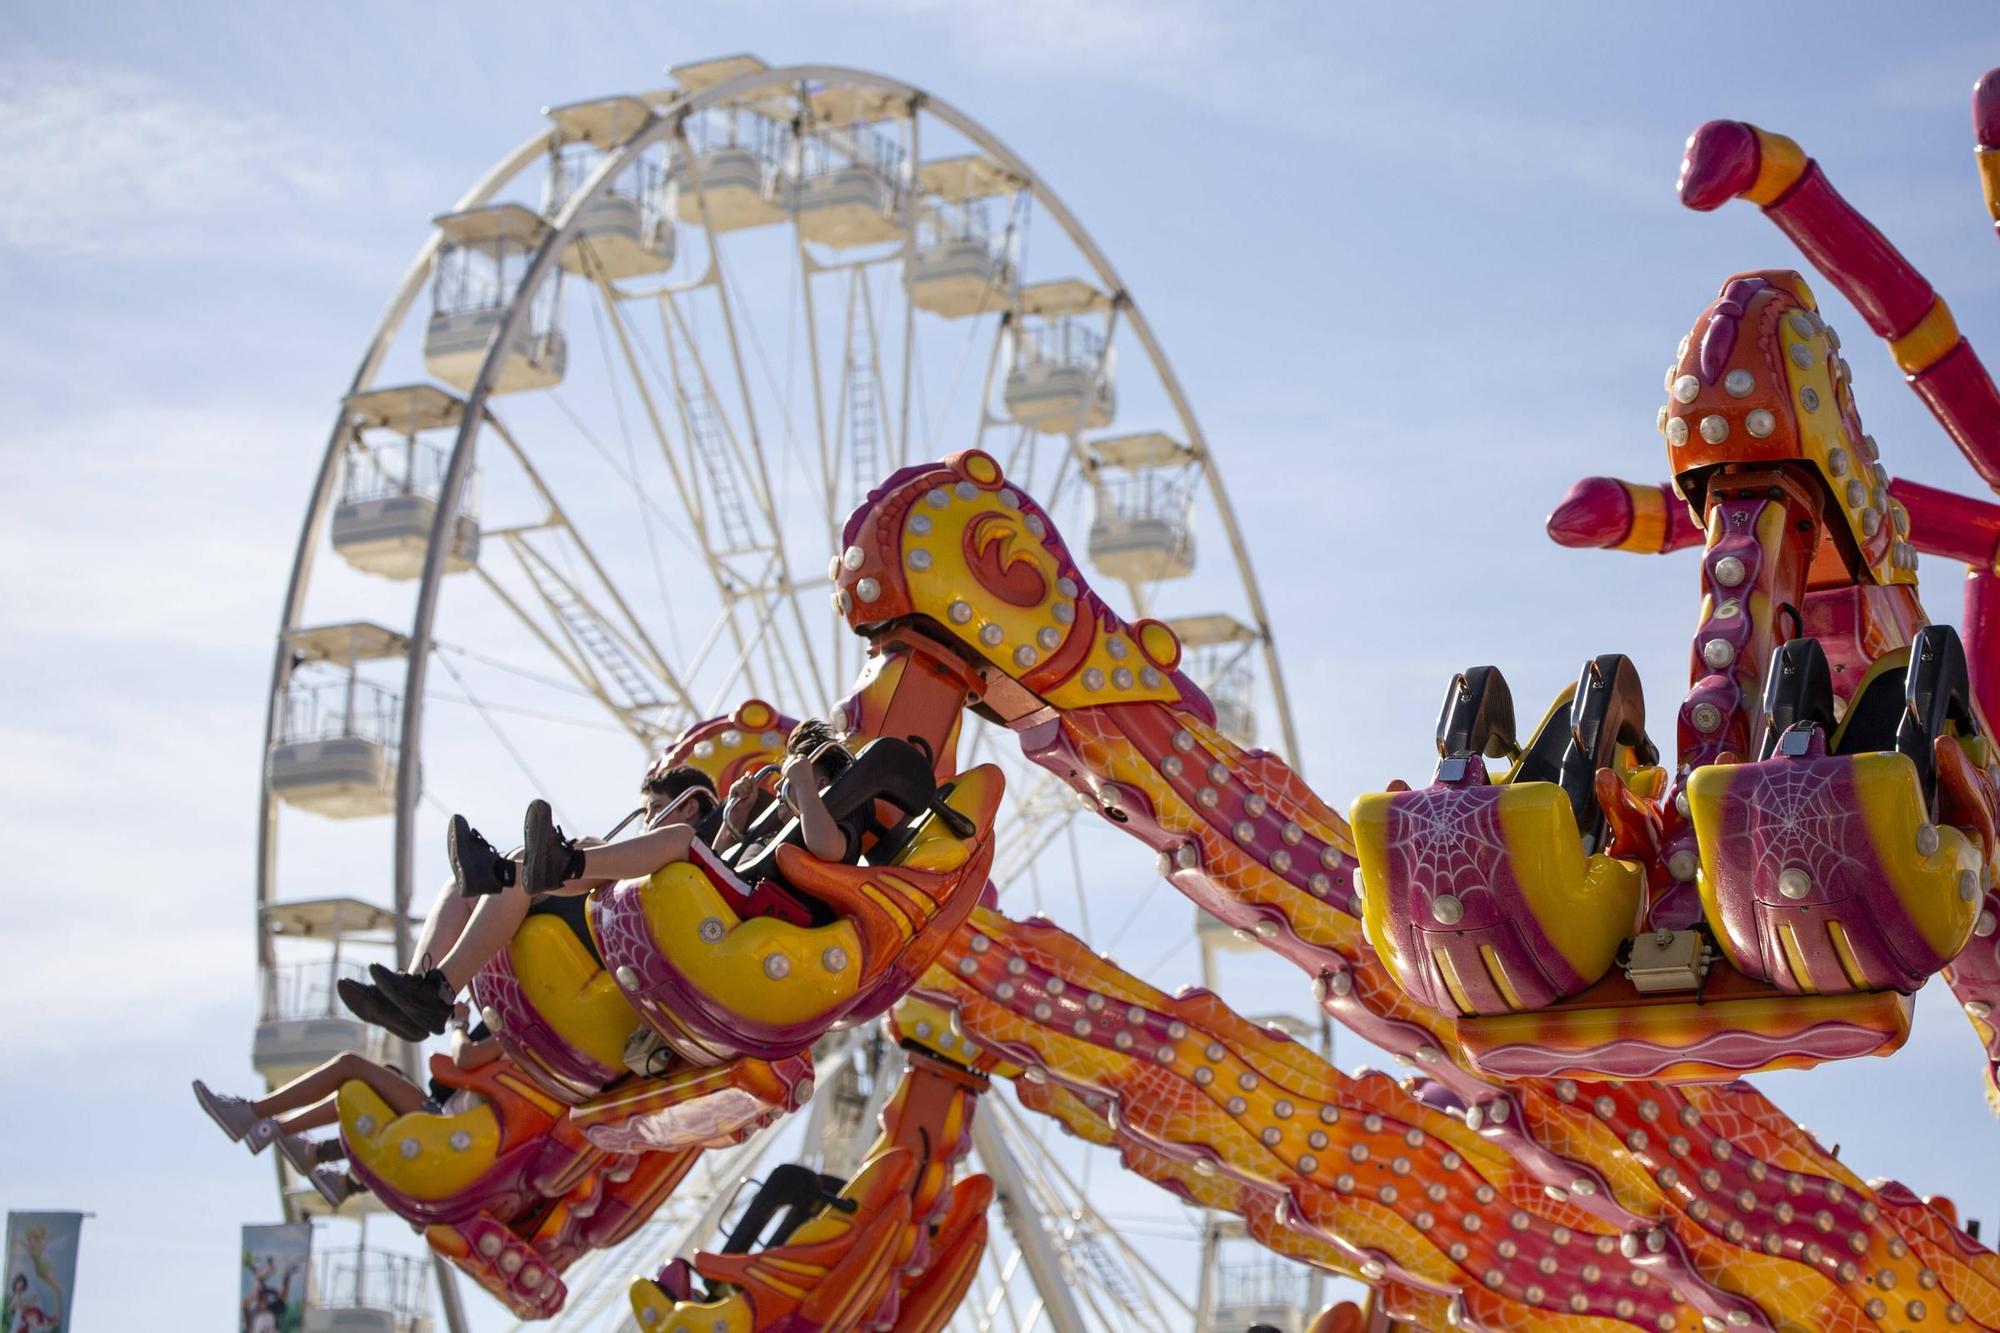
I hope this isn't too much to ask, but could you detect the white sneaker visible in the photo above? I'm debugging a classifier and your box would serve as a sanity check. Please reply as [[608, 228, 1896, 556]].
[[276, 1131, 319, 1174], [310, 1166, 358, 1208], [192, 1080, 264, 1143], [243, 1116, 281, 1155]]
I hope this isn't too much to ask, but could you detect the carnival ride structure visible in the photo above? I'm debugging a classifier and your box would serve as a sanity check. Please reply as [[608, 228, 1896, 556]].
[[239, 51, 2000, 1333]]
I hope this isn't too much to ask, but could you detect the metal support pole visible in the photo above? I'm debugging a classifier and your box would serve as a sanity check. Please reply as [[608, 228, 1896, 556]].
[[430, 1253, 470, 1333], [1194, 1220, 1219, 1333], [970, 1111, 1090, 1333]]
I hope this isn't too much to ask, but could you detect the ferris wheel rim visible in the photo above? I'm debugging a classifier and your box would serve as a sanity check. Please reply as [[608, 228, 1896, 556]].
[[253, 126, 552, 964]]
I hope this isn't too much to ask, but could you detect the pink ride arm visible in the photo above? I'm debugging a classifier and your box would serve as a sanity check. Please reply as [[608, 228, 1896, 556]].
[[1886, 478, 2000, 723], [1678, 115, 2000, 490], [1546, 476, 1704, 554], [833, 451, 2000, 1328]]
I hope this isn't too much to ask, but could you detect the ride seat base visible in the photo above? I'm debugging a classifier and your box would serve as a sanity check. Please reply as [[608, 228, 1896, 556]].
[[1454, 957, 1914, 1082], [426, 1213, 566, 1320]]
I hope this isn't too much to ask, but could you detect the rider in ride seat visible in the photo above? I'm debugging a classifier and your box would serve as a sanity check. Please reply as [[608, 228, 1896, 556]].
[[194, 1017, 499, 1206], [345, 766, 723, 1040]]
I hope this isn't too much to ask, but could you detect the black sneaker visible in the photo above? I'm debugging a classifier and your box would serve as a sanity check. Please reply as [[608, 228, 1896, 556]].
[[337, 976, 430, 1043], [448, 815, 516, 897], [521, 799, 585, 895], [365, 963, 456, 1037]]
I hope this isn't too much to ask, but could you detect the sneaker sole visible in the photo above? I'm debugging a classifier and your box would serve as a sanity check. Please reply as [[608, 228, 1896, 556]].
[[366, 963, 454, 1037], [522, 798, 564, 894], [277, 1135, 317, 1174], [192, 1080, 251, 1142], [310, 1170, 352, 1209], [447, 814, 469, 893], [338, 977, 430, 1043]]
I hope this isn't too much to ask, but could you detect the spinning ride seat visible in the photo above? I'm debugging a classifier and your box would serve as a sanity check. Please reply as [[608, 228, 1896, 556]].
[[425, 1143, 701, 1321], [337, 1051, 580, 1228], [467, 883, 817, 1155], [1352, 655, 1656, 1017], [340, 907, 788, 1316], [629, 1149, 921, 1333], [592, 737, 1005, 1067], [1688, 626, 1993, 994], [341, 868, 820, 1311], [473, 899, 637, 1102]]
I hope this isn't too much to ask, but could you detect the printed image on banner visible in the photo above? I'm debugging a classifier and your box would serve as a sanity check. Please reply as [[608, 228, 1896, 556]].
[[240, 1223, 311, 1333], [3, 1211, 83, 1333]]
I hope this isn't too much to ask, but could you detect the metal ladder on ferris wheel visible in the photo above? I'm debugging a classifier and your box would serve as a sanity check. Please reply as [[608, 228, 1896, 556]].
[[666, 318, 761, 559], [845, 284, 884, 513], [514, 541, 666, 722]]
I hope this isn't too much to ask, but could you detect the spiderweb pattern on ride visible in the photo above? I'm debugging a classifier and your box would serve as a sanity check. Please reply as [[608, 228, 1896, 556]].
[[1389, 786, 1512, 897], [1743, 763, 1863, 891]]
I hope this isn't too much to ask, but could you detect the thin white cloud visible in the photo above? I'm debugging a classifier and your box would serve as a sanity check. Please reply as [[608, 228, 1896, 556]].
[[0, 402, 306, 650], [0, 399, 315, 1053], [0, 57, 434, 262], [857, 0, 1229, 71], [824, 0, 1663, 203]]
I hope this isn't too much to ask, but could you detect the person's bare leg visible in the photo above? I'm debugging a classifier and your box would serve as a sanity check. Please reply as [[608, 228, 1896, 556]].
[[522, 801, 696, 894], [435, 884, 533, 992], [250, 1052, 423, 1120], [562, 825, 693, 884], [272, 1095, 340, 1136], [407, 876, 472, 972]]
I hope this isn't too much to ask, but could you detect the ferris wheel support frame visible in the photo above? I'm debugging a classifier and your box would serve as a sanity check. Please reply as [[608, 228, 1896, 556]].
[[260, 63, 1305, 1331], [970, 1111, 1091, 1333]]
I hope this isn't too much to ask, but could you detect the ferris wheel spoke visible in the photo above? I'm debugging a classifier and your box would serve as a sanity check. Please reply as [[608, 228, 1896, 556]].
[[582, 274, 711, 540], [711, 576, 824, 719], [969, 318, 1012, 461], [702, 282, 839, 720], [895, 123, 920, 471], [993, 1098, 1195, 1327], [988, 790, 1086, 891], [467, 415, 705, 740], [481, 535, 688, 745], [850, 265, 897, 512]]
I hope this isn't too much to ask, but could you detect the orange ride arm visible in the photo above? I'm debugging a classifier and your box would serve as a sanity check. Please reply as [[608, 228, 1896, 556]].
[[919, 906, 2000, 1331]]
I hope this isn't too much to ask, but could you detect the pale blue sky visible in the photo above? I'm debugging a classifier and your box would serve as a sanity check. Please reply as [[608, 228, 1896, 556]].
[[4, 2, 2000, 1328]]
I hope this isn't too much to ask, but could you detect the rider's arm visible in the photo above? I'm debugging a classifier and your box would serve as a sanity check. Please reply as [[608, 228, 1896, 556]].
[[452, 1032, 502, 1071], [713, 773, 760, 852], [783, 755, 849, 862]]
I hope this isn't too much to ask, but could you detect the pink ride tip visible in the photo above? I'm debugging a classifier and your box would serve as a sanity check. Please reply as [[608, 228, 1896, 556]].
[[1546, 477, 1633, 548], [1678, 120, 1761, 211], [1974, 69, 2000, 148]]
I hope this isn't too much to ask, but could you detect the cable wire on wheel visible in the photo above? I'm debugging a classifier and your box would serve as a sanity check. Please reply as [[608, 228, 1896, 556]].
[[434, 647, 569, 824]]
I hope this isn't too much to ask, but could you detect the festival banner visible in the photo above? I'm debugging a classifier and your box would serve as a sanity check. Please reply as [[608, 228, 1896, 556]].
[[2, 1211, 82, 1333], [240, 1223, 312, 1333]]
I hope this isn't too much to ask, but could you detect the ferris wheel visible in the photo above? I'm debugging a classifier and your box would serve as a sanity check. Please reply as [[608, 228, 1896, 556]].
[[251, 55, 1310, 1333]]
